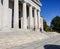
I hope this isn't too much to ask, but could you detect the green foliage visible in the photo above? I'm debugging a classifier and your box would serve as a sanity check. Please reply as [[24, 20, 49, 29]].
[[45, 26, 51, 32], [50, 16, 60, 33], [43, 19, 51, 32]]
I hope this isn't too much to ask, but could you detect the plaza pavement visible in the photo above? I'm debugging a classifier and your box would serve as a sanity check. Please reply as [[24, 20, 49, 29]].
[[0, 30, 60, 49]]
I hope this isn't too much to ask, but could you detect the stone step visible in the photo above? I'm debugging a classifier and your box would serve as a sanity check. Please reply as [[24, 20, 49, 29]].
[[0, 30, 59, 49], [0, 30, 49, 49], [43, 31, 59, 38], [9, 35, 60, 49]]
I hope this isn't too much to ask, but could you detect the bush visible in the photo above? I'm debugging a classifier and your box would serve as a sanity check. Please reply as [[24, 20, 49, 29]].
[[45, 26, 51, 32]]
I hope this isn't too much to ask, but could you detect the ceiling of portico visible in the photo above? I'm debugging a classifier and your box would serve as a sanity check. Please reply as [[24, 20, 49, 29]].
[[10, 0, 23, 2]]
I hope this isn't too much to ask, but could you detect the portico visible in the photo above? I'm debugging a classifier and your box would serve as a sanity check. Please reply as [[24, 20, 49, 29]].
[[0, 0, 43, 31]]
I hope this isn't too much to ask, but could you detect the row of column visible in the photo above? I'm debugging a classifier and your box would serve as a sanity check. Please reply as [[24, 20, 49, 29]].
[[14, 0, 41, 30], [29, 6, 40, 29], [0, 0, 41, 30], [14, 0, 27, 29]]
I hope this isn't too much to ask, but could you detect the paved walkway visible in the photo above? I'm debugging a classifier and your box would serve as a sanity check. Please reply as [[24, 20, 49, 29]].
[[9, 35, 60, 49], [0, 30, 60, 49]]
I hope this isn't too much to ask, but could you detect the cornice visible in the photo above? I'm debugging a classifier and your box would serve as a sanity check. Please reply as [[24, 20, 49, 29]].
[[32, 0, 42, 6]]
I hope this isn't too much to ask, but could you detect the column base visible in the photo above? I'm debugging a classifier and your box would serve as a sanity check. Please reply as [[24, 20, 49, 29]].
[[0, 27, 13, 32]]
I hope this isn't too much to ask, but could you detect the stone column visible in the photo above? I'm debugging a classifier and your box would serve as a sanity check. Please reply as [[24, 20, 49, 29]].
[[0, 0, 2, 29], [14, 0, 19, 29], [29, 5, 32, 29], [40, 17, 43, 32], [3, 0, 9, 30], [34, 9, 37, 29], [41, 17, 43, 31], [22, 2, 27, 29], [38, 10, 40, 29]]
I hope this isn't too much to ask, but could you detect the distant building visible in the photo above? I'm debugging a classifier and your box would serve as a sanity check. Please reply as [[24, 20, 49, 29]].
[[0, 0, 43, 32]]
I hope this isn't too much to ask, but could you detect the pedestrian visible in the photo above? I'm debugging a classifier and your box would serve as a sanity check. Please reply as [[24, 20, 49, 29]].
[[33, 26, 35, 31], [40, 27, 42, 32]]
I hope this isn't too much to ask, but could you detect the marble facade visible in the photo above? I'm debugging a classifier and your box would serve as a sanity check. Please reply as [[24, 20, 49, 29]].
[[0, 0, 43, 32]]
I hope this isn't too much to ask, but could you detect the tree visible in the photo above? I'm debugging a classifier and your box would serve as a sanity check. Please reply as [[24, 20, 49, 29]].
[[50, 16, 60, 32], [43, 19, 47, 30], [43, 19, 51, 32]]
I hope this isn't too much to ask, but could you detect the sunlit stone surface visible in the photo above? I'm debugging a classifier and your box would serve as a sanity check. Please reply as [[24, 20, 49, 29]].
[[0, 0, 43, 32]]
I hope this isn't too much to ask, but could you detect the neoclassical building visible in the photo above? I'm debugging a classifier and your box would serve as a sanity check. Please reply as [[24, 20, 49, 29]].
[[0, 0, 43, 32]]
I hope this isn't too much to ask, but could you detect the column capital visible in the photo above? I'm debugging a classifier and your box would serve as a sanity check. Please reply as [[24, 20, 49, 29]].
[[29, 5, 32, 7], [23, 2, 25, 3]]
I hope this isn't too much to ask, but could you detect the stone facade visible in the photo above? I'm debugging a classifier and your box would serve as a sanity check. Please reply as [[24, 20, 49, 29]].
[[0, 0, 43, 32]]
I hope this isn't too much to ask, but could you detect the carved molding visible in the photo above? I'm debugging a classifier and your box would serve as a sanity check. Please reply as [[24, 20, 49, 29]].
[[32, 0, 41, 6]]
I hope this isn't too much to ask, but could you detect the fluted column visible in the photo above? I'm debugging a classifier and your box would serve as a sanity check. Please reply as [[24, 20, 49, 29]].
[[0, 0, 2, 29], [3, 0, 9, 29], [22, 2, 27, 29], [38, 10, 40, 29], [29, 5, 32, 29], [14, 0, 19, 29], [34, 9, 38, 29], [41, 17, 43, 31]]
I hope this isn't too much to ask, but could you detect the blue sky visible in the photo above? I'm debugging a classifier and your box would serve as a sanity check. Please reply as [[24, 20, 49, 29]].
[[40, 0, 60, 26]]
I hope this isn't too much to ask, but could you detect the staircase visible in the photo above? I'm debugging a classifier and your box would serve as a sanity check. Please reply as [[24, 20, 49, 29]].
[[0, 29, 59, 49]]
